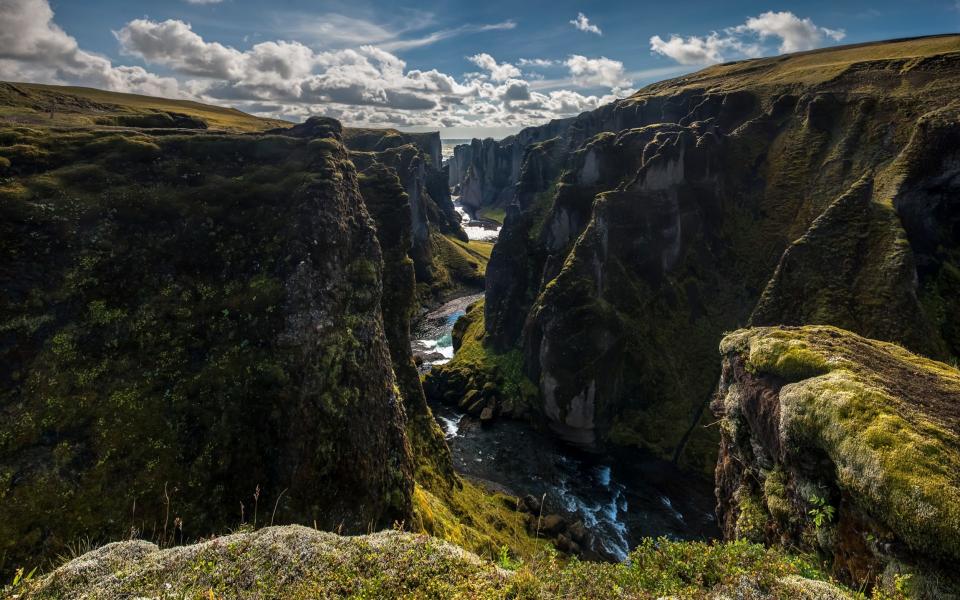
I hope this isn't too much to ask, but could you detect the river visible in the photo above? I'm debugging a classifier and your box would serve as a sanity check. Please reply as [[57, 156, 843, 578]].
[[413, 293, 720, 561]]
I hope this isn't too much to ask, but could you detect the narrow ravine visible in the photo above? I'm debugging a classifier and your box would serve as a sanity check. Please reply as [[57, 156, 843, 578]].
[[413, 293, 719, 561]]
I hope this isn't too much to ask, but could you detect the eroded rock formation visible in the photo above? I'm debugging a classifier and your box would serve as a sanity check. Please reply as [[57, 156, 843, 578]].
[[444, 36, 960, 474], [714, 326, 960, 595]]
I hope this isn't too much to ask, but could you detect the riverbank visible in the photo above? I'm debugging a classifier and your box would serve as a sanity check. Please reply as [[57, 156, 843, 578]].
[[413, 294, 719, 561]]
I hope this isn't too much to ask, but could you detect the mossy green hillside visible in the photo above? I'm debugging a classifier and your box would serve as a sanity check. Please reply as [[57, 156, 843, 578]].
[[479, 36, 960, 481], [721, 326, 960, 564], [0, 81, 286, 132], [0, 122, 414, 574], [424, 300, 539, 420], [11, 524, 863, 600]]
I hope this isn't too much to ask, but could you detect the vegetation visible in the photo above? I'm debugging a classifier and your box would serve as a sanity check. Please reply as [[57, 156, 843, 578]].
[[10, 525, 861, 600], [0, 81, 286, 131], [722, 326, 960, 563], [424, 300, 539, 419], [0, 120, 415, 575], [477, 206, 506, 224], [717, 326, 960, 596]]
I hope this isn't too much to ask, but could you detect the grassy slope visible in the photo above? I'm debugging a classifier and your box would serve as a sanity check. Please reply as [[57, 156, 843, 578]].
[[11, 525, 855, 600], [0, 81, 287, 132], [634, 35, 960, 96]]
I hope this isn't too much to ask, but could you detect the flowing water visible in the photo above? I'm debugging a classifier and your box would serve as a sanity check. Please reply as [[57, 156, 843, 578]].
[[413, 294, 720, 561], [452, 196, 499, 242]]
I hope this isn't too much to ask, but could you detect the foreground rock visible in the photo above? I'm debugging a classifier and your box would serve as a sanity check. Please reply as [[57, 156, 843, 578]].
[[715, 325, 960, 596], [10, 525, 855, 599]]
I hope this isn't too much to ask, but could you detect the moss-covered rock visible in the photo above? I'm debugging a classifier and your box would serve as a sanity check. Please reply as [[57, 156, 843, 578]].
[[470, 36, 960, 475], [715, 325, 960, 595], [10, 524, 856, 599], [0, 119, 415, 574], [424, 300, 539, 424]]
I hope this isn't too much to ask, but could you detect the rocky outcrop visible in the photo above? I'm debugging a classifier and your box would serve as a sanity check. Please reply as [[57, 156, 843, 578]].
[[446, 119, 573, 213], [12, 524, 854, 599], [345, 131, 469, 300], [0, 117, 428, 572], [714, 326, 960, 596], [467, 36, 960, 471], [353, 160, 454, 486]]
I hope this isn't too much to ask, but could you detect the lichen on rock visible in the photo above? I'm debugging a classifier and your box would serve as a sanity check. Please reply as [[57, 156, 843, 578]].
[[715, 325, 960, 594]]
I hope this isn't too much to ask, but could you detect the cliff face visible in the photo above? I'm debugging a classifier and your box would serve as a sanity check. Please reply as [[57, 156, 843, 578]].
[[714, 326, 960, 596], [0, 116, 429, 571], [344, 129, 472, 299], [446, 119, 572, 212], [464, 36, 960, 471]]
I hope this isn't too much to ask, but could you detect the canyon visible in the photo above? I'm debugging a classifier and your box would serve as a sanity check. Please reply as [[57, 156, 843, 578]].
[[2, 35, 959, 600]]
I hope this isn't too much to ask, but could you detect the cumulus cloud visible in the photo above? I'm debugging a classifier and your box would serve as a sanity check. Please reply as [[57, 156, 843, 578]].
[[116, 19, 245, 79], [733, 11, 845, 53], [564, 55, 630, 88], [518, 58, 555, 68], [650, 10, 844, 65], [0, 0, 179, 95], [467, 53, 521, 82], [0, 0, 634, 129], [569, 12, 602, 35]]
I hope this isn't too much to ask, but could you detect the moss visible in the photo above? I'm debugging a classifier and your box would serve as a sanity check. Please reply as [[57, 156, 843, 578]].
[[721, 326, 960, 563], [411, 481, 546, 563], [0, 121, 415, 576], [734, 486, 768, 543], [13, 525, 850, 599], [764, 469, 793, 525], [426, 300, 539, 413]]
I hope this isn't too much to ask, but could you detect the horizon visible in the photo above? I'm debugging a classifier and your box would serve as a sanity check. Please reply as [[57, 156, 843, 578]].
[[1, 1, 959, 138]]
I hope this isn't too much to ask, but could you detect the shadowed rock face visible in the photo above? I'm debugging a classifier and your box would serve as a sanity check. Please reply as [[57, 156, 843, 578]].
[[470, 37, 960, 472], [0, 118, 423, 572], [345, 130, 468, 296], [446, 120, 573, 210]]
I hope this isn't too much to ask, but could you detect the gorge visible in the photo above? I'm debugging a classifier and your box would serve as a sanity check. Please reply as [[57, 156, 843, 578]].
[[1, 33, 959, 600]]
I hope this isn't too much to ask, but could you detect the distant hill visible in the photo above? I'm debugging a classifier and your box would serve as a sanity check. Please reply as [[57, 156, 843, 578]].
[[0, 81, 288, 132]]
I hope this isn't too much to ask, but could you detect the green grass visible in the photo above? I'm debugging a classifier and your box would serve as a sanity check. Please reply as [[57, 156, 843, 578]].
[[427, 299, 539, 411], [11, 525, 861, 599], [477, 206, 506, 224], [0, 81, 287, 131]]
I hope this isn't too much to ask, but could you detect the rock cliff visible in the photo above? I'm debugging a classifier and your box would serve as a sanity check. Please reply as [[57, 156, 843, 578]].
[[715, 325, 960, 596], [447, 35, 960, 473], [0, 112, 445, 572]]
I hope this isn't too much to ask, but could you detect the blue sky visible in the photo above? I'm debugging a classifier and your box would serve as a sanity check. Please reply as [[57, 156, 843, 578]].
[[3, 0, 959, 137]]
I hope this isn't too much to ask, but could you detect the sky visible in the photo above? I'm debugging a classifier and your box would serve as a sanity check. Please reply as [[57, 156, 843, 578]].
[[1, 0, 958, 138]]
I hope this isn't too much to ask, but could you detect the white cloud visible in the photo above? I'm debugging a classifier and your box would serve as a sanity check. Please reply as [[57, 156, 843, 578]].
[[564, 55, 629, 88], [116, 19, 245, 79], [0, 0, 633, 130], [518, 58, 555, 68], [467, 53, 521, 82], [0, 0, 179, 95], [650, 10, 844, 65], [281, 12, 514, 52], [733, 11, 845, 53], [569, 12, 602, 35]]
